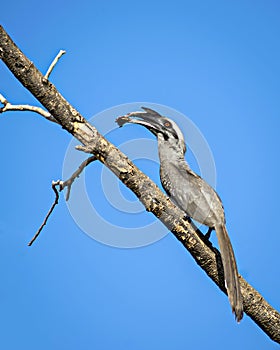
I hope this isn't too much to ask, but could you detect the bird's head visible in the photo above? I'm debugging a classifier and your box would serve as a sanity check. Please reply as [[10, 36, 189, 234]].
[[116, 107, 186, 154]]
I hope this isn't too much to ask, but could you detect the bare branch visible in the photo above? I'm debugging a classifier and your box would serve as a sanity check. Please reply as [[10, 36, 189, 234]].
[[0, 93, 8, 105], [28, 155, 96, 245], [44, 49, 66, 80], [59, 155, 96, 201], [0, 93, 58, 123], [28, 181, 60, 246], [75, 144, 95, 153]]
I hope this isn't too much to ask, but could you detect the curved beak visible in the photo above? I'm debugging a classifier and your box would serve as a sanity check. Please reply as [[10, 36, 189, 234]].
[[116, 107, 162, 134]]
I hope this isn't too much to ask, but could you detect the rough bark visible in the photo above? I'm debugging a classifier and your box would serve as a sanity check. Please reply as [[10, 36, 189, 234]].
[[0, 25, 279, 343]]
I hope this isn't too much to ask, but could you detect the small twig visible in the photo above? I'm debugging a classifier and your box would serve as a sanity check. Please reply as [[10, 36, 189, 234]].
[[28, 181, 60, 246], [28, 156, 96, 246], [59, 155, 96, 200], [0, 93, 8, 105], [0, 93, 58, 123], [0, 49, 66, 120], [75, 144, 95, 153], [44, 50, 66, 80]]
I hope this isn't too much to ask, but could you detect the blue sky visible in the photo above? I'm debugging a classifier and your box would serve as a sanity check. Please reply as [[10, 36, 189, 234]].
[[1, 1, 280, 349]]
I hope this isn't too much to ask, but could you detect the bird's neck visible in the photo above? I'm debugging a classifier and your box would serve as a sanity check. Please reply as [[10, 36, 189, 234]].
[[157, 137, 186, 164]]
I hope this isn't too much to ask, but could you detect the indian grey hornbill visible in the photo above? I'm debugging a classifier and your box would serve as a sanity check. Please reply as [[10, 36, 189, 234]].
[[116, 107, 243, 322]]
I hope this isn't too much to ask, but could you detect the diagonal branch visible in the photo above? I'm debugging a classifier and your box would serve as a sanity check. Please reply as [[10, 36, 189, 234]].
[[0, 25, 279, 343]]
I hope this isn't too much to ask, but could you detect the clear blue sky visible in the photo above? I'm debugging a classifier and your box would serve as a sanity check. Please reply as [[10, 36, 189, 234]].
[[1, 1, 280, 349]]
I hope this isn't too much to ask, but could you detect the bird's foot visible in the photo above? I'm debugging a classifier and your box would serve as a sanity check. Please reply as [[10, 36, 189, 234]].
[[183, 214, 191, 223]]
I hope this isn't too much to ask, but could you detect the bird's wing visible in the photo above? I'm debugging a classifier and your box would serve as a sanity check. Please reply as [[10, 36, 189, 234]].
[[161, 162, 224, 226]]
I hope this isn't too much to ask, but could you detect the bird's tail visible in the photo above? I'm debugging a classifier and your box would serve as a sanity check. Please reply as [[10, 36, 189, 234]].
[[215, 224, 243, 322]]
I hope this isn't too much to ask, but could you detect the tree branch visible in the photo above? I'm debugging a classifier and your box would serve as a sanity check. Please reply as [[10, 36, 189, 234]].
[[59, 155, 97, 201], [28, 155, 96, 245], [44, 49, 66, 80], [0, 93, 58, 122], [0, 25, 279, 343], [28, 181, 60, 246]]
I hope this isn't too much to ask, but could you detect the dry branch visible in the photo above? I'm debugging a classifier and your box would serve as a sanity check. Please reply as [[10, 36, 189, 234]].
[[59, 155, 96, 201], [44, 49, 66, 80], [28, 155, 97, 245], [28, 182, 60, 246], [0, 25, 279, 343], [0, 93, 57, 122]]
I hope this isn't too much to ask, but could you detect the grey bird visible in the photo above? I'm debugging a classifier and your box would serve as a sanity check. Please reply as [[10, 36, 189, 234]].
[[116, 107, 243, 322]]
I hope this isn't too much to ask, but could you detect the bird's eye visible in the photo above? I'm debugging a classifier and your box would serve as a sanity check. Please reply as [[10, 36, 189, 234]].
[[164, 121, 171, 128]]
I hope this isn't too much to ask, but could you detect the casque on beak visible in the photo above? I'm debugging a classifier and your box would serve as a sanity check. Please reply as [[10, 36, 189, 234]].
[[116, 107, 163, 134]]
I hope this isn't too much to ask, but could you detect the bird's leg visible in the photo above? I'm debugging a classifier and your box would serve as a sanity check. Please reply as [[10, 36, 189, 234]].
[[182, 215, 212, 241], [204, 227, 213, 240]]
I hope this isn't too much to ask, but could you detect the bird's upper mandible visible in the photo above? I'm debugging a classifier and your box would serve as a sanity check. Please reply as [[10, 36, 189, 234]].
[[116, 107, 187, 155]]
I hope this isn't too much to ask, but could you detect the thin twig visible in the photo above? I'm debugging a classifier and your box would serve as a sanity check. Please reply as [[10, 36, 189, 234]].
[[75, 144, 95, 153], [0, 93, 8, 105], [59, 155, 96, 200], [28, 156, 96, 245], [28, 181, 60, 246], [44, 50, 66, 80], [0, 93, 58, 122]]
